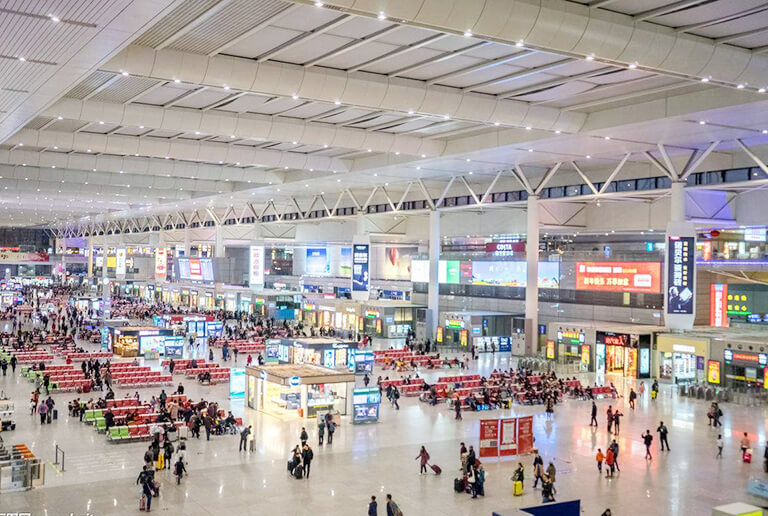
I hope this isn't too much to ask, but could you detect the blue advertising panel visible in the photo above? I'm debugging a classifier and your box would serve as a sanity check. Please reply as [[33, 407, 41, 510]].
[[352, 244, 370, 292], [305, 248, 329, 275]]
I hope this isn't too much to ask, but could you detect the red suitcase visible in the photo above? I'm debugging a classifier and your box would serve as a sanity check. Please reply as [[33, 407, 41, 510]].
[[430, 464, 442, 475]]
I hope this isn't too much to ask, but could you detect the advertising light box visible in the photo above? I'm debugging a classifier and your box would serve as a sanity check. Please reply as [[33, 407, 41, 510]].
[[576, 261, 661, 293]]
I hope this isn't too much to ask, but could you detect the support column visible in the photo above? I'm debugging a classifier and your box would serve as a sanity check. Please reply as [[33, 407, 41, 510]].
[[183, 226, 191, 257], [427, 210, 440, 340], [670, 181, 686, 222], [215, 224, 224, 257], [525, 195, 539, 355], [86, 237, 94, 279]]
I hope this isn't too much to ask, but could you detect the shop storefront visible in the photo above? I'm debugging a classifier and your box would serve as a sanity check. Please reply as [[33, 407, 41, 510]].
[[246, 364, 354, 419], [109, 326, 175, 358], [656, 334, 710, 384]]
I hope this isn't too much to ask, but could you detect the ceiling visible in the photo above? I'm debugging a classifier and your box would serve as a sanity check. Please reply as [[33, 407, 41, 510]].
[[1, 0, 768, 229]]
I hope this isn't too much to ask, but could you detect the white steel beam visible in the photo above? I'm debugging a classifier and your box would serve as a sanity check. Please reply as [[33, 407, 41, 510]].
[[598, 153, 631, 194], [156, 0, 233, 50], [304, 25, 399, 67], [257, 15, 351, 63], [426, 50, 535, 86], [462, 58, 574, 92], [207, 4, 300, 56], [347, 34, 448, 73], [389, 41, 490, 78]]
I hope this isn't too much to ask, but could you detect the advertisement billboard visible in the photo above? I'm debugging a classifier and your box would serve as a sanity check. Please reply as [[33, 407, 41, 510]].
[[575, 261, 661, 293], [710, 283, 728, 327], [667, 236, 695, 314], [471, 261, 560, 288], [115, 248, 126, 276], [352, 244, 370, 293], [249, 245, 265, 288], [154, 248, 167, 281], [305, 248, 329, 275]]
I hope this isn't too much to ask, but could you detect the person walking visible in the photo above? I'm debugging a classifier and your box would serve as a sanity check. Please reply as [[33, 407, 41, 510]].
[[317, 418, 325, 446], [595, 448, 604, 473], [741, 432, 751, 460], [606, 406, 613, 434], [302, 443, 313, 478], [589, 401, 598, 427], [415, 446, 430, 475], [642, 430, 654, 460], [605, 447, 615, 478], [300, 427, 308, 446], [657, 421, 670, 451], [368, 496, 378, 516], [628, 388, 637, 410], [716, 434, 723, 458], [385, 494, 402, 516], [239, 425, 252, 452], [610, 440, 621, 472], [532, 453, 544, 488]]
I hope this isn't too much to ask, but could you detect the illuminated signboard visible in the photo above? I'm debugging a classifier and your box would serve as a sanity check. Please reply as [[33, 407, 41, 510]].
[[667, 236, 695, 314], [576, 261, 661, 294], [707, 360, 721, 384], [445, 318, 465, 329], [546, 340, 555, 360], [710, 284, 729, 327]]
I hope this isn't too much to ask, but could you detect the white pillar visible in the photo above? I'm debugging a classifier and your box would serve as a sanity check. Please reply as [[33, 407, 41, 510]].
[[670, 181, 686, 222], [215, 224, 224, 257], [525, 195, 539, 355], [427, 210, 440, 340], [86, 237, 94, 279], [183, 226, 191, 257]]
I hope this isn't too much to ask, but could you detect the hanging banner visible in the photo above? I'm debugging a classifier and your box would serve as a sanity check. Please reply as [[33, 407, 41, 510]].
[[517, 415, 534, 455], [499, 418, 518, 457], [479, 419, 500, 458], [351, 236, 370, 301], [154, 248, 167, 281], [115, 248, 126, 276], [249, 245, 265, 289]]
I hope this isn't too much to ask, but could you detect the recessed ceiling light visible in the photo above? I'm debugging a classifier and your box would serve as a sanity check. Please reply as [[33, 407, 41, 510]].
[[378, 11, 387, 20], [463, 31, 472, 37], [701, 77, 709, 83]]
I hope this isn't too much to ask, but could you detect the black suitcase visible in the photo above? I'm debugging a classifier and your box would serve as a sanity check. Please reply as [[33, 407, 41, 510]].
[[294, 466, 303, 479]]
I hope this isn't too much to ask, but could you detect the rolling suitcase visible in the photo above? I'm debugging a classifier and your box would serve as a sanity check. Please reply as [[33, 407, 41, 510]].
[[514, 481, 523, 496], [430, 464, 442, 475]]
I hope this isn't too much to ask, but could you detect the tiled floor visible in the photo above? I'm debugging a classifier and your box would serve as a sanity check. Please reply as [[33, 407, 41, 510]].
[[1, 345, 767, 516]]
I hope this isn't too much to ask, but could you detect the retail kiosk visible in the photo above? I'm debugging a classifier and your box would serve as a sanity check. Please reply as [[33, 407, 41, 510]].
[[246, 364, 354, 419], [274, 337, 355, 369], [108, 326, 177, 358]]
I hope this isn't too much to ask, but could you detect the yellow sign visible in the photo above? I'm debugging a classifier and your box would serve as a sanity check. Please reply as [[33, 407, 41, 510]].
[[546, 340, 555, 360]]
